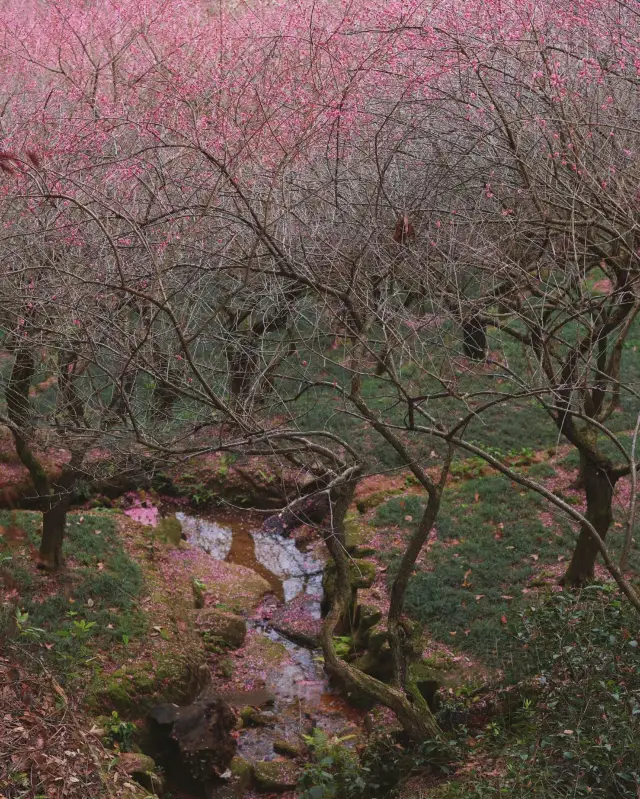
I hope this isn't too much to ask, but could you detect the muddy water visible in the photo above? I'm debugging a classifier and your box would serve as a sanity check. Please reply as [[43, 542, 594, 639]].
[[175, 511, 362, 762]]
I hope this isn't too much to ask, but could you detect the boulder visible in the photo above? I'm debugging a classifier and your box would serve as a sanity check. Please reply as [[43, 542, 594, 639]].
[[149, 694, 237, 785], [273, 738, 305, 758], [253, 759, 300, 791], [87, 643, 211, 715], [194, 608, 247, 649], [118, 752, 165, 796]]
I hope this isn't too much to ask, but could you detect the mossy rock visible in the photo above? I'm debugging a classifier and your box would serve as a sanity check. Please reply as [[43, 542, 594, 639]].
[[240, 706, 277, 727], [344, 516, 368, 549], [253, 758, 300, 791], [352, 645, 394, 682], [211, 563, 272, 613], [118, 752, 165, 795], [350, 544, 376, 558], [350, 560, 376, 589], [229, 756, 254, 790], [87, 644, 210, 716], [273, 738, 304, 758], [156, 515, 182, 547], [355, 488, 403, 514], [194, 608, 247, 649], [323, 559, 376, 596], [243, 634, 289, 667]]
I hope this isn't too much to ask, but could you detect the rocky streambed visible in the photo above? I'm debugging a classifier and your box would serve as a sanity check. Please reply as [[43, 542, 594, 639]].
[[175, 512, 363, 760], [122, 501, 366, 797]]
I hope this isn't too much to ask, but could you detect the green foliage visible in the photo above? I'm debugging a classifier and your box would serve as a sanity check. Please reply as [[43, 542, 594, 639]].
[[15, 608, 45, 640], [332, 635, 352, 658], [298, 729, 365, 799], [373, 495, 425, 527], [104, 711, 137, 752], [449, 587, 640, 798], [0, 511, 146, 672]]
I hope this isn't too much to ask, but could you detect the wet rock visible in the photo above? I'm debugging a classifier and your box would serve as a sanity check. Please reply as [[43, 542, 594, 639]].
[[270, 623, 319, 650], [253, 759, 300, 791], [194, 608, 247, 649], [148, 694, 237, 785], [273, 738, 305, 758], [240, 706, 278, 727], [119, 752, 165, 796]]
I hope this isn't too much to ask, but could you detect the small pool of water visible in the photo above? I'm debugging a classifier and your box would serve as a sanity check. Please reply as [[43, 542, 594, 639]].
[[175, 512, 324, 602]]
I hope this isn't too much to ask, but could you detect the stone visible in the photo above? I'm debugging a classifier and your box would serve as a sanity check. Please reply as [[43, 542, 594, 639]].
[[273, 738, 304, 758], [239, 706, 277, 727], [350, 560, 376, 589], [229, 755, 254, 787], [349, 544, 376, 558], [148, 695, 237, 785], [87, 643, 211, 715], [119, 752, 165, 796], [253, 759, 300, 791], [194, 608, 247, 649], [192, 579, 205, 609]]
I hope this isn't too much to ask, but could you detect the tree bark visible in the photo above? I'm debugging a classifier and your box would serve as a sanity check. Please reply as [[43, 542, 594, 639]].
[[39, 497, 70, 570], [320, 476, 440, 741], [562, 452, 617, 586]]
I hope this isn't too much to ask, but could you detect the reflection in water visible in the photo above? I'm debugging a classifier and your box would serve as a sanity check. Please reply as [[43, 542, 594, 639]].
[[175, 513, 232, 560], [252, 530, 323, 602], [175, 512, 323, 602]]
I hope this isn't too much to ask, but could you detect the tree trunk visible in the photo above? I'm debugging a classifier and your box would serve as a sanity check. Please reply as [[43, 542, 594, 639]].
[[562, 453, 616, 587], [39, 498, 69, 570], [320, 476, 440, 741]]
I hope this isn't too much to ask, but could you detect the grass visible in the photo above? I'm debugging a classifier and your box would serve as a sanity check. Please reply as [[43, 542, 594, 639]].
[[0, 510, 145, 678], [375, 471, 640, 666]]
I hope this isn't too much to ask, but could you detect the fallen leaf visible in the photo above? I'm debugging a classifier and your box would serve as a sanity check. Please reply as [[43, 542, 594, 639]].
[[475, 594, 485, 601], [500, 615, 508, 625]]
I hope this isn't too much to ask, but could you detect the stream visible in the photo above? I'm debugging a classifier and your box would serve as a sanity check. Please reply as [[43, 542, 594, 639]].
[[174, 512, 362, 762]]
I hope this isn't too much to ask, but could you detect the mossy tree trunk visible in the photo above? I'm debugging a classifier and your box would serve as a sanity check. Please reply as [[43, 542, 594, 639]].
[[320, 474, 441, 742]]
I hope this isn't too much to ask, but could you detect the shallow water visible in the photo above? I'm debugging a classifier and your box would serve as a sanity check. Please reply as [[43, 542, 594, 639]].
[[175, 510, 363, 763], [175, 512, 324, 602]]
